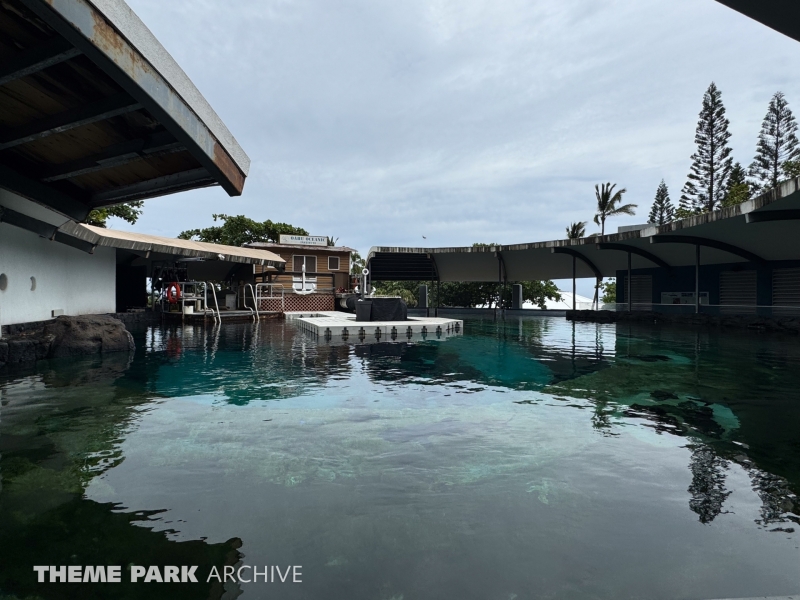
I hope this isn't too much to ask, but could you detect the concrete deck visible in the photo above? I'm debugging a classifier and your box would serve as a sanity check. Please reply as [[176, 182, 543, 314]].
[[286, 311, 463, 343]]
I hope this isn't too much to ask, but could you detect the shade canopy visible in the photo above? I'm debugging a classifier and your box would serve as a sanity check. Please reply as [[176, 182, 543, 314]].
[[714, 0, 800, 43], [0, 0, 249, 223], [367, 180, 800, 282], [61, 222, 284, 267]]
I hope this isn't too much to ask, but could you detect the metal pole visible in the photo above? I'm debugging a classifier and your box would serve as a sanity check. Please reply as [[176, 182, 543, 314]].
[[572, 255, 576, 310], [428, 278, 432, 318], [627, 251, 632, 312], [695, 244, 700, 314]]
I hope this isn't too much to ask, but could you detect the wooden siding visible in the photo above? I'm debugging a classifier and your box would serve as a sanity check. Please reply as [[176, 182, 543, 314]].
[[255, 247, 351, 292]]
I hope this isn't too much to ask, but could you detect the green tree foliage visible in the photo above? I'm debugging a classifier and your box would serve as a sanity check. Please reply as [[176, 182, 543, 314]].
[[503, 280, 561, 309], [680, 82, 733, 214], [350, 251, 366, 275], [370, 280, 418, 306], [85, 201, 144, 228], [178, 214, 308, 247], [593, 183, 636, 235], [783, 159, 800, 180], [721, 162, 751, 207], [599, 279, 616, 303], [438, 281, 504, 308], [566, 221, 586, 239], [647, 180, 675, 225], [373, 242, 560, 310], [435, 281, 561, 309], [749, 91, 799, 192]]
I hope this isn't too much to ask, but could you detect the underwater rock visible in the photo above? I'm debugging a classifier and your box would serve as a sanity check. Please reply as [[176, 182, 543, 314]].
[[650, 390, 678, 401], [634, 354, 671, 363]]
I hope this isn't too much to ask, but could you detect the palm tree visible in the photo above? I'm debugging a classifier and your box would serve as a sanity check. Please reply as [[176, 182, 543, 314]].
[[566, 221, 586, 239], [593, 183, 637, 236]]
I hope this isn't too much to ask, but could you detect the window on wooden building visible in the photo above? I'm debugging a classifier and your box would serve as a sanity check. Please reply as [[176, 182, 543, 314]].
[[328, 256, 340, 271], [293, 256, 317, 273], [292, 256, 318, 292]]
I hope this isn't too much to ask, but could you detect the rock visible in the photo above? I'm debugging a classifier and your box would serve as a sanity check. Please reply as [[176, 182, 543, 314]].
[[8, 339, 38, 363], [43, 315, 134, 359]]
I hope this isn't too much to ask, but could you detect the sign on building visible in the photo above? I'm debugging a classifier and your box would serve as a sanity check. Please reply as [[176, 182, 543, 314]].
[[279, 235, 328, 247]]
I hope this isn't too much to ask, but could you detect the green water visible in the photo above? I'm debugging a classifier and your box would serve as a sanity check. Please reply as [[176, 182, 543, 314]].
[[1, 316, 798, 599]]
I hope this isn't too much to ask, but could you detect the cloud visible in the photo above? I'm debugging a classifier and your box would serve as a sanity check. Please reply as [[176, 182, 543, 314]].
[[121, 0, 800, 259]]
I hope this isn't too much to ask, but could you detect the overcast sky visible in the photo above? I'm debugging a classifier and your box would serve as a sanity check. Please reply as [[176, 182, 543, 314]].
[[120, 0, 799, 293]]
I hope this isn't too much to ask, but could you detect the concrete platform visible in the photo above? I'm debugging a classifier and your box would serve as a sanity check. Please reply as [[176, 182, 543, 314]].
[[286, 311, 463, 343]]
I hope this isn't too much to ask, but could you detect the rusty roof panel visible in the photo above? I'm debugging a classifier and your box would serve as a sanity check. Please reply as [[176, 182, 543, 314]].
[[19, 0, 249, 195], [0, 0, 250, 220]]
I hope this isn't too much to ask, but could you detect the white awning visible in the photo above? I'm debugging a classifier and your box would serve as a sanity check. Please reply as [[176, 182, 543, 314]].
[[59, 222, 285, 267]]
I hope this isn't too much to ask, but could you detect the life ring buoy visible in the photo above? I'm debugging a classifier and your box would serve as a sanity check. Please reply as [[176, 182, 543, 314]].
[[166, 281, 182, 304]]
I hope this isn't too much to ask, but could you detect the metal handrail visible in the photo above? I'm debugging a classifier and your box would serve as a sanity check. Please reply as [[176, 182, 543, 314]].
[[244, 283, 258, 322], [207, 281, 220, 323], [176, 281, 207, 321], [255, 283, 285, 313]]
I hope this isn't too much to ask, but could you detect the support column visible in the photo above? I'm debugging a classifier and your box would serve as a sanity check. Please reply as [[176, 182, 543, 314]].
[[436, 279, 440, 317], [418, 285, 428, 310], [512, 283, 523, 310], [429, 279, 433, 317], [627, 251, 632, 312], [572, 255, 576, 311], [695, 244, 700, 314]]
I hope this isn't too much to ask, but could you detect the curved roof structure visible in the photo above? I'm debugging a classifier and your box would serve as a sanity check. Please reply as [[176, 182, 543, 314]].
[[367, 179, 800, 282], [714, 0, 800, 43], [0, 0, 249, 223]]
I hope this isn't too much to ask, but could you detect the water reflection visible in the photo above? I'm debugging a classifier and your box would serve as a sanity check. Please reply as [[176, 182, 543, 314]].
[[0, 354, 242, 599], [0, 316, 798, 599]]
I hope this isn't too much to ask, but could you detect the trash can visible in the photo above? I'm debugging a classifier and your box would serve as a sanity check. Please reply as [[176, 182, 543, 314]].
[[355, 300, 372, 322]]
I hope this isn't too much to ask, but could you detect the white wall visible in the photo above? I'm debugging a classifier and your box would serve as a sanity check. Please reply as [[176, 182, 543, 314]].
[[0, 223, 116, 326]]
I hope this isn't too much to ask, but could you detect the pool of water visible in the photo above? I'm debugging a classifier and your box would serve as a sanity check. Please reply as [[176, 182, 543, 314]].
[[1, 316, 798, 599]]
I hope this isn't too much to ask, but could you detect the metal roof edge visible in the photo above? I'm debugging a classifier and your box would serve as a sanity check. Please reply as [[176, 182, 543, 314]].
[[58, 223, 285, 265], [367, 178, 800, 262], [84, 0, 250, 176]]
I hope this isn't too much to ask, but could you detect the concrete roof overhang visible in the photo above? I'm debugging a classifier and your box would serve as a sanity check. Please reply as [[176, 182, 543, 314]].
[[367, 179, 800, 282], [0, 0, 249, 223], [714, 1, 800, 43]]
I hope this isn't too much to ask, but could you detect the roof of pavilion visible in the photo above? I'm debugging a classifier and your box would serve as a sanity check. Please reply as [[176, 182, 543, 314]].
[[0, 0, 249, 223], [714, 0, 800, 43], [366, 179, 800, 282]]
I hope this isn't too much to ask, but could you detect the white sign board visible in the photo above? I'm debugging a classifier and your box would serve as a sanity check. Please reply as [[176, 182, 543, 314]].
[[279, 235, 328, 247]]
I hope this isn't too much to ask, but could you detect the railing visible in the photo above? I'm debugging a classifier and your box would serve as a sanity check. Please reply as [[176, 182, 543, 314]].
[[157, 281, 219, 322], [207, 282, 220, 323], [244, 283, 259, 322], [288, 286, 335, 295], [255, 283, 285, 313]]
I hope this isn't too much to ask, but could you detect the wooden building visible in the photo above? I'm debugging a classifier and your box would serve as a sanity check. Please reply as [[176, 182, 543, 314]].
[[247, 241, 354, 313]]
